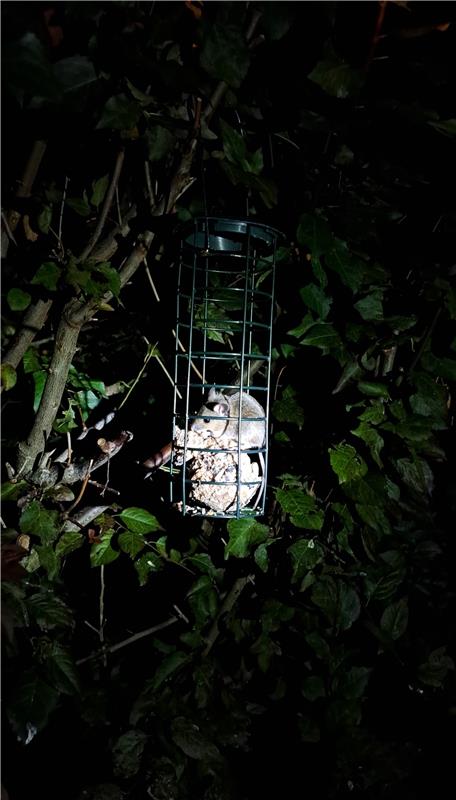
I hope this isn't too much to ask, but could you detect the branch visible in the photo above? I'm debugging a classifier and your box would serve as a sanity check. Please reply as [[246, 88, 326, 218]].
[[78, 149, 125, 262], [2, 140, 47, 259], [76, 616, 179, 666], [1, 299, 53, 372], [62, 505, 110, 532], [203, 575, 254, 657]]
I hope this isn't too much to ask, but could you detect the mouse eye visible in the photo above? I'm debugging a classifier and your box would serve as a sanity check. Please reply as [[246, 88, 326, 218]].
[[203, 418, 211, 424]]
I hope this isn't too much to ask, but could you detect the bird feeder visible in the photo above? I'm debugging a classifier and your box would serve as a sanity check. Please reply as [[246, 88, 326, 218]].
[[171, 217, 282, 518]]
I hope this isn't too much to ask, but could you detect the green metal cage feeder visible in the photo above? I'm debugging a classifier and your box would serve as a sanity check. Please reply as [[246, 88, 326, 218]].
[[171, 217, 282, 518]]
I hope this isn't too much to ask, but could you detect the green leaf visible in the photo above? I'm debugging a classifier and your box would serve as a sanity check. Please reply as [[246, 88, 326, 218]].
[[46, 642, 81, 695], [171, 716, 222, 761], [4, 32, 61, 101], [409, 373, 448, 420], [288, 538, 325, 582], [276, 489, 324, 530], [31, 262, 61, 291], [422, 352, 456, 382], [308, 56, 366, 98], [254, 542, 270, 573], [302, 675, 326, 701], [1, 363, 17, 391], [134, 552, 163, 586], [186, 575, 218, 627], [19, 501, 59, 545], [261, 4, 295, 40], [7, 671, 59, 744], [337, 666, 371, 699], [418, 647, 455, 688], [351, 422, 384, 467], [53, 55, 97, 94], [37, 204, 52, 233], [200, 24, 250, 89], [90, 531, 119, 566], [326, 240, 365, 292], [287, 314, 315, 340], [27, 592, 74, 630], [148, 651, 189, 692], [7, 288, 32, 311], [354, 289, 384, 321], [112, 730, 148, 780], [357, 381, 390, 398], [1, 480, 27, 501], [96, 94, 141, 130], [311, 577, 361, 631], [300, 283, 332, 320], [428, 118, 456, 138], [300, 323, 342, 353], [146, 125, 176, 161], [296, 213, 333, 256], [66, 195, 91, 217], [356, 503, 391, 537], [272, 385, 304, 429], [55, 532, 84, 558], [220, 120, 247, 164], [93, 262, 121, 298], [225, 518, 270, 559], [90, 174, 109, 208], [36, 545, 59, 580], [396, 457, 434, 495], [118, 530, 146, 558], [380, 598, 409, 640], [32, 370, 47, 413], [329, 444, 368, 484], [119, 507, 161, 534]]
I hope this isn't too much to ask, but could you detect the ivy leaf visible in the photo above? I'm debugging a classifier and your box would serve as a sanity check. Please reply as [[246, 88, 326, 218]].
[[287, 313, 315, 339], [37, 204, 52, 233], [1, 480, 27, 501], [422, 352, 456, 382], [300, 323, 342, 353], [112, 730, 148, 780], [428, 118, 456, 138], [261, 4, 295, 40], [19, 501, 59, 545], [254, 542, 271, 573], [90, 174, 109, 209], [55, 532, 84, 558], [338, 666, 371, 699], [276, 489, 324, 530], [418, 647, 455, 688], [147, 651, 189, 693], [4, 32, 61, 101], [351, 422, 384, 467], [7, 288, 32, 311], [396, 457, 434, 495], [308, 55, 366, 98], [311, 577, 361, 631], [225, 518, 269, 559], [300, 283, 332, 319], [200, 24, 250, 89], [27, 591, 74, 630], [146, 125, 176, 161], [1, 363, 17, 391], [302, 675, 326, 701], [380, 597, 409, 640], [46, 642, 81, 695], [7, 670, 59, 745], [296, 213, 333, 256], [31, 262, 61, 291], [273, 385, 305, 428], [36, 545, 59, 580], [326, 240, 365, 292], [134, 552, 163, 586], [409, 373, 448, 421], [53, 55, 97, 94], [220, 120, 247, 164], [66, 195, 91, 217], [119, 507, 161, 534], [171, 716, 222, 761], [354, 289, 384, 321], [357, 381, 390, 398], [329, 444, 368, 484], [90, 531, 119, 566], [288, 538, 325, 582], [96, 93, 141, 130], [186, 575, 218, 627]]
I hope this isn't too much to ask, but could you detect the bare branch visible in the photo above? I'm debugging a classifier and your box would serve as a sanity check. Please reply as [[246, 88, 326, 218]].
[[76, 616, 179, 666], [2, 299, 53, 372], [78, 149, 125, 262], [2, 140, 47, 259]]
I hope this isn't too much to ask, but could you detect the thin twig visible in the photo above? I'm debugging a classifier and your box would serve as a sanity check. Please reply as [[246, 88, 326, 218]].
[[79, 149, 125, 262], [115, 186, 122, 226], [172, 329, 204, 381], [409, 307, 442, 373], [144, 161, 155, 208], [144, 256, 161, 302], [99, 565, 106, 668], [58, 175, 69, 248], [76, 616, 179, 666], [203, 575, 254, 657], [1, 210, 17, 245], [66, 459, 93, 515]]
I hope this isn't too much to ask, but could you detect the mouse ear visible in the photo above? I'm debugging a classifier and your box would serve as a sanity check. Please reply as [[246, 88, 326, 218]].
[[213, 401, 229, 416], [207, 386, 221, 402]]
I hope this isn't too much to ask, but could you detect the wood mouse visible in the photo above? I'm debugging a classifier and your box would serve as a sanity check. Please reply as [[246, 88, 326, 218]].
[[191, 387, 266, 450]]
